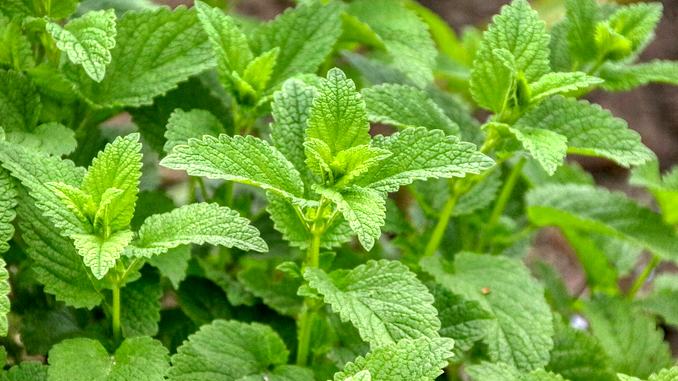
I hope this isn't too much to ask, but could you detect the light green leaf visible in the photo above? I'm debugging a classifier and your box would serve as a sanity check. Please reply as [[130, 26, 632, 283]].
[[470, 0, 550, 112], [75, 6, 213, 108], [584, 297, 672, 378], [565, 0, 599, 64], [47, 9, 117, 82], [48, 336, 170, 381], [527, 184, 678, 261], [161, 135, 306, 203], [307, 68, 370, 156], [82, 133, 142, 232], [331, 145, 391, 189], [47, 182, 95, 234], [0, 169, 17, 253], [529, 72, 603, 102], [605, 2, 662, 56], [5, 122, 77, 157], [1, 362, 49, 381], [348, 0, 436, 87], [630, 159, 678, 225], [147, 246, 191, 289], [507, 125, 568, 175], [466, 362, 567, 381], [514, 96, 654, 167], [355, 128, 494, 192], [121, 274, 162, 337], [362, 84, 460, 135], [641, 274, 678, 327], [241, 48, 279, 94], [0, 20, 35, 71], [163, 109, 224, 153], [599, 60, 678, 91], [305, 260, 440, 348], [129, 202, 266, 257], [422, 253, 554, 371], [343, 370, 371, 381], [619, 367, 678, 381], [316, 187, 385, 251], [169, 320, 312, 381], [333, 337, 454, 381], [71, 230, 134, 279], [250, 1, 342, 86], [0, 259, 9, 336]]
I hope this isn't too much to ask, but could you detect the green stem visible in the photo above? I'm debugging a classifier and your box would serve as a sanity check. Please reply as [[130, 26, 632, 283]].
[[112, 283, 121, 344], [628, 255, 660, 299], [296, 229, 322, 366], [196, 177, 209, 202], [423, 191, 460, 257]]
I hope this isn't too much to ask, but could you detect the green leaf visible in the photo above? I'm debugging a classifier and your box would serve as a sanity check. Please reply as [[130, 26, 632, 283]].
[[271, 79, 317, 179], [604, 3, 662, 56], [147, 246, 191, 289], [0, 169, 17, 253], [194, 1, 251, 86], [514, 96, 654, 168], [0, 70, 39, 133], [506, 124, 568, 175], [82, 133, 142, 232], [0, 20, 35, 71], [75, 6, 214, 108], [129, 202, 266, 257], [641, 274, 678, 327], [163, 108, 224, 153], [1, 362, 48, 381], [343, 370, 371, 381], [121, 273, 163, 337], [599, 60, 678, 91], [348, 0, 437, 87], [527, 184, 678, 262], [169, 320, 313, 381], [355, 128, 494, 192], [241, 47, 279, 94], [305, 260, 440, 348], [0, 259, 9, 336], [529, 72, 603, 102], [333, 337, 454, 381], [619, 368, 678, 381], [5, 122, 77, 157], [237, 258, 302, 317], [631, 159, 678, 225], [71, 230, 134, 279], [546, 321, 618, 381], [584, 297, 672, 378], [362, 84, 460, 135], [470, 0, 550, 113], [48, 336, 170, 381], [466, 362, 567, 381], [565, 0, 599, 64], [306, 68, 370, 156], [161, 135, 306, 203], [47, 9, 117, 82], [249, 2, 343, 86], [316, 187, 386, 251], [422, 253, 554, 371]]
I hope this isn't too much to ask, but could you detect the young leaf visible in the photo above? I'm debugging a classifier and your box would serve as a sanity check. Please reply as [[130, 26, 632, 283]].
[[82, 133, 142, 232], [514, 96, 654, 168], [584, 297, 672, 378], [0, 169, 17, 253], [128, 203, 267, 257], [503, 124, 568, 175], [47, 9, 117, 82], [599, 60, 678, 91], [307, 68, 370, 156], [604, 3, 662, 57], [466, 362, 566, 381], [48, 337, 170, 381], [355, 128, 494, 192], [71, 230, 134, 279], [316, 187, 385, 251], [528, 72, 603, 102], [362, 84, 460, 135], [422, 253, 554, 371], [348, 0, 437, 87], [169, 320, 313, 381], [76, 7, 214, 108], [305, 260, 441, 348], [163, 109, 225, 153], [565, 0, 599, 64], [470, 0, 550, 113], [249, 1, 343, 86], [160, 135, 306, 203], [333, 337, 454, 381], [527, 184, 678, 262]]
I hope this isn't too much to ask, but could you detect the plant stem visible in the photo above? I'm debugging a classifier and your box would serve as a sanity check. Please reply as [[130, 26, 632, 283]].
[[296, 229, 322, 366], [112, 283, 121, 344], [423, 191, 460, 257], [628, 255, 660, 299], [196, 177, 209, 202]]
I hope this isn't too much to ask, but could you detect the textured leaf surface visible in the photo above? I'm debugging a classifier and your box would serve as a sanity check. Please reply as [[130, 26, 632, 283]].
[[76, 7, 213, 107], [0, 169, 17, 253], [348, 0, 436, 87], [527, 184, 678, 261], [305, 260, 440, 348], [619, 368, 678, 381], [422, 253, 554, 371], [514, 96, 654, 167], [641, 274, 678, 327], [163, 109, 224, 153], [355, 128, 494, 192], [71, 230, 134, 279], [1, 362, 49, 381], [48, 336, 170, 381], [169, 320, 312, 381], [508, 125, 568, 175], [565, 0, 599, 64], [130, 203, 266, 257], [121, 274, 163, 337], [0, 259, 9, 336], [470, 0, 550, 112], [147, 246, 191, 289], [5, 122, 77, 157], [333, 338, 454, 381], [466, 362, 566, 381], [307, 68, 370, 155], [362, 84, 459, 135], [47, 10, 117, 82], [250, 2, 342, 86], [317, 187, 385, 251], [161, 135, 305, 203], [599, 61, 678, 91], [584, 297, 672, 378], [237, 258, 302, 316], [529, 72, 603, 102]]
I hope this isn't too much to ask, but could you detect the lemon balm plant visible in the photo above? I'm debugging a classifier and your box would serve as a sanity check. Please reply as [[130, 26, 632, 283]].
[[0, 0, 677, 380]]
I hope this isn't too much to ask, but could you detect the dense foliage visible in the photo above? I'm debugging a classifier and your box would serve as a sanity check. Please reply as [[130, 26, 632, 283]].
[[0, 0, 677, 379]]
